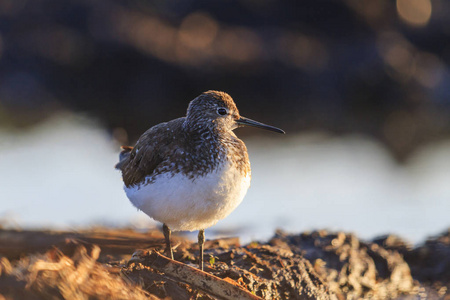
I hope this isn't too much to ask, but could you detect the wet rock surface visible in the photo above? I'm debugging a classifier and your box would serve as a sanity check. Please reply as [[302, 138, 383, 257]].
[[0, 227, 449, 299]]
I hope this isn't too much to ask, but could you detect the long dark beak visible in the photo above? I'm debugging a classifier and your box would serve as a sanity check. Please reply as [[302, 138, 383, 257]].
[[236, 116, 285, 134]]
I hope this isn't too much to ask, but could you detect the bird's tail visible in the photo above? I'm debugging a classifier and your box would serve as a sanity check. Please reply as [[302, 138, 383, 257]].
[[115, 146, 133, 170]]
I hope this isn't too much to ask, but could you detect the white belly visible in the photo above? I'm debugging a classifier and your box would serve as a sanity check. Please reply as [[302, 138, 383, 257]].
[[124, 162, 251, 231]]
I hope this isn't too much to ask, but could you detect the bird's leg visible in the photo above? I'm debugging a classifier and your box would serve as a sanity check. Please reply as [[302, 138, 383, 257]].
[[198, 229, 205, 271], [163, 223, 174, 260]]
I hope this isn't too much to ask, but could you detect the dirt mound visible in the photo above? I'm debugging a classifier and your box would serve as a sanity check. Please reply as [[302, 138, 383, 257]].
[[124, 243, 335, 299]]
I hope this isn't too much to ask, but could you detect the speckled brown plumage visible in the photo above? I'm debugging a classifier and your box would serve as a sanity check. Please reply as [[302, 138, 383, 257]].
[[116, 91, 250, 188]]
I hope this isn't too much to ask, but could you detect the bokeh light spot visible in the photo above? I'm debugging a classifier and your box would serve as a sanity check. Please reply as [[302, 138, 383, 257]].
[[396, 0, 432, 27], [178, 12, 218, 50]]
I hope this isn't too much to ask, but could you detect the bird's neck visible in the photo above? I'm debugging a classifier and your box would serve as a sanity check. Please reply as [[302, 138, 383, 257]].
[[183, 122, 241, 157], [183, 118, 229, 139]]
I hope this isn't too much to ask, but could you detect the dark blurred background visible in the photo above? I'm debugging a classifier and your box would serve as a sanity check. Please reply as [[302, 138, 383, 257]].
[[1, 0, 450, 243], [1, 0, 449, 161]]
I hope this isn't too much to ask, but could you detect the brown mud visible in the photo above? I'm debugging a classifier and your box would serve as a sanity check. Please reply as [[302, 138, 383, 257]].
[[0, 227, 448, 299]]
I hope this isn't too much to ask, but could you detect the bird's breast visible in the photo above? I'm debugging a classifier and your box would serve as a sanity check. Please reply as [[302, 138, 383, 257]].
[[124, 160, 251, 231]]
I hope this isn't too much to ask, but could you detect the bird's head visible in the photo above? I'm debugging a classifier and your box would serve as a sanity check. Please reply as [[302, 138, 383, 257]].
[[185, 90, 285, 134]]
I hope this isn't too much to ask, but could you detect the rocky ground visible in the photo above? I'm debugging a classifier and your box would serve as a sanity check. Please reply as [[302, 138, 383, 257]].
[[0, 227, 448, 299]]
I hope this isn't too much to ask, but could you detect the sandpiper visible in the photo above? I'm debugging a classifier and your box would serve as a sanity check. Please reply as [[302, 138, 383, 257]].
[[116, 90, 284, 270]]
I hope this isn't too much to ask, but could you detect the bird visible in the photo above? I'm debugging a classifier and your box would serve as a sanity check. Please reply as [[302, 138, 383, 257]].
[[115, 90, 284, 271]]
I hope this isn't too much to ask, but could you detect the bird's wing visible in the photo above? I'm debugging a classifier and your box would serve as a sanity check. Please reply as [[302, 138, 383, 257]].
[[117, 118, 185, 187]]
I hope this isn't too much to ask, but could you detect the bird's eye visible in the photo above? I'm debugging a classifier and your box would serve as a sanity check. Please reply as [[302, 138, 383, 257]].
[[217, 108, 228, 116]]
